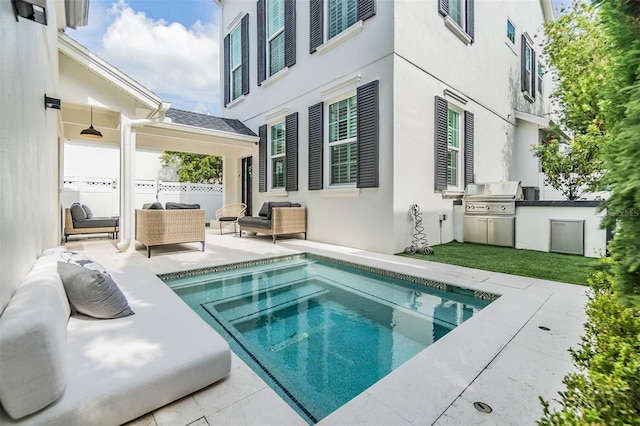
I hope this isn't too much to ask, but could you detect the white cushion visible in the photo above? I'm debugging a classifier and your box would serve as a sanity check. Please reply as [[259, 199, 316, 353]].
[[0, 254, 69, 419]]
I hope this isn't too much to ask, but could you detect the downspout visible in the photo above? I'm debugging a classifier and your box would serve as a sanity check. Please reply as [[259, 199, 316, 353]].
[[117, 103, 171, 252]]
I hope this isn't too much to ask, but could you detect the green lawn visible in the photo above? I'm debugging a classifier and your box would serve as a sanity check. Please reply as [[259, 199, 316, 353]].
[[398, 241, 602, 285]]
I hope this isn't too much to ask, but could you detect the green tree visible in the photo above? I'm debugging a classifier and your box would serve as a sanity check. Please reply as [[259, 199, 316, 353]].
[[531, 2, 613, 200], [596, 0, 640, 306], [160, 151, 223, 184]]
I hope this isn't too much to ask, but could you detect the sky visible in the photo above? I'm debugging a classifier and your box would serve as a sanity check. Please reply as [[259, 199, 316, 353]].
[[67, 0, 568, 118], [67, 0, 221, 115]]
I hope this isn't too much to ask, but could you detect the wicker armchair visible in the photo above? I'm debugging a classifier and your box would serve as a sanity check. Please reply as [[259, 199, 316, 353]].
[[135, 209, 205, 258], [215, 203, 247, 235]]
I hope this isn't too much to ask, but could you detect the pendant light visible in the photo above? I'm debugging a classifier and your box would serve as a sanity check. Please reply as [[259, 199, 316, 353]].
[[80, 108, 103, 138]]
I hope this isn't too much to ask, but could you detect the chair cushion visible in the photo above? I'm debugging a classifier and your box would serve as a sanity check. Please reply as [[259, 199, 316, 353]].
[[258, 202, 269, 217], [72, 218, 119, 228], [70, 203, 87, 221], [165, 202, 200, 209], [142, 202, 164, 210], [57, 262, 135, 319], [218, 216, 238, 222], [82, 204, 94, 219], [238, 216, 272, 229]]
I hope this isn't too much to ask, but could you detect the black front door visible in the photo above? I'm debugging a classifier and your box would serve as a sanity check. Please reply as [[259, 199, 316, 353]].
[[241, 156, 253, 216]]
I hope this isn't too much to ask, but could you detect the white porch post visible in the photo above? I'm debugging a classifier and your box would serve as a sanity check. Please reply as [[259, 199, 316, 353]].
[[117, 119, 137, 252], [222, 156, 241, 205]]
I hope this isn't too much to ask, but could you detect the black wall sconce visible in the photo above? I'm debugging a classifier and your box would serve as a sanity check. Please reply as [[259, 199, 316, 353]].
[[44, 95, 61, 110], [12, 0, 47, 25]]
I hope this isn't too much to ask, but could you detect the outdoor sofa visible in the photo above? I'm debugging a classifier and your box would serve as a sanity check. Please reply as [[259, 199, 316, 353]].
[[64, 203, 119, 242], [135, 202, 205, 258], [238, 201, 307, 243], [0, 246, 231, 425]]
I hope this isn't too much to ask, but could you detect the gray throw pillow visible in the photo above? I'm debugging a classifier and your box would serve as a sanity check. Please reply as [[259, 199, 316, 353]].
[[70, 203, 87, 221], [142, 202, 164, 209], [57, 262, 134, 319], [81, 204, 94, 219]]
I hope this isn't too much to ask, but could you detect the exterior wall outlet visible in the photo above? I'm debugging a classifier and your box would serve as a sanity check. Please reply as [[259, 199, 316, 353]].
[[439, 214, 447, 221]]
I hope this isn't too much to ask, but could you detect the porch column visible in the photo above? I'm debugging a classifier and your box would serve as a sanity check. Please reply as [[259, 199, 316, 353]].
[[222, 156, 241, 205]]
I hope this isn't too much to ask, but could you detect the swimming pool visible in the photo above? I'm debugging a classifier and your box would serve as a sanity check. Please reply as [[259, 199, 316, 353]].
[[162, 254, 496, 424]]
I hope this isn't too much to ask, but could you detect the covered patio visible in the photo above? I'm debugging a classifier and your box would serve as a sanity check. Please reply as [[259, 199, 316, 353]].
[[58, 33, 258, 250]]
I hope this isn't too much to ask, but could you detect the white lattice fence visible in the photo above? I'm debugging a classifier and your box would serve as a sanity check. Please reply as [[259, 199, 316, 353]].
[[64, 177, 223, 222]]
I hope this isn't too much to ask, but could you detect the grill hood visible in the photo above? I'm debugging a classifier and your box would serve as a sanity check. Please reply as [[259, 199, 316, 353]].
[[464, 181, 523, 201]]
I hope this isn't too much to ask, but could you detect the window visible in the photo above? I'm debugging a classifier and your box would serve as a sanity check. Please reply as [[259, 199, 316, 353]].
[[328, 0, 357, 39], [258, 0, 295, 85], [447, 109, 461, 187], [328, 95, 358, 185], [269, 122, 286, 189], [434, 96, 474, 191], [230, 26, 243, 100], [308, 80, 379, 190], [521, 34, 536, 101], [438, 0, 474, 42], [506, 19, 516, 45], [224, 14, 249, 106], [537, 62, 544, 95], [258, 113, 298, 192], [310, 0, 376, 53]]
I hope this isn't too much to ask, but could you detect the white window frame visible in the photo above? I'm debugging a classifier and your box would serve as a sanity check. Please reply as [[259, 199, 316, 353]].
[[324, 91, 358, 188], [266, 0, 285, 77], [230, 24, 243, 102], [523, 34, 536, 101], [447, 106, 464, 189], [449, 0, 465, 29], [268, 121, 286, 191], [537, 62, 544, 95]]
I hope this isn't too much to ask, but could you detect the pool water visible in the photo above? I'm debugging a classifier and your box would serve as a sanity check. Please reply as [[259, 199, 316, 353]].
[[164, 256, 493, 424]]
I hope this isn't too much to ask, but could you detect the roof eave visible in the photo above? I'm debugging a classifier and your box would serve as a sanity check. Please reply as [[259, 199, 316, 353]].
[[151, 121, 260, 144], [541, 0, 555, 21]]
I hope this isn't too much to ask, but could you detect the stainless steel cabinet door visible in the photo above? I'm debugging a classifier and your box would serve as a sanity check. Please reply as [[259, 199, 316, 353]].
[[487, 217, 515, 247], [464, 216, 488, 244]]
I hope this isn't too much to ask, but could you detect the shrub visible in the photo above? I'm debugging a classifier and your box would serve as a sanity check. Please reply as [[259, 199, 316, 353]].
[[539, 267, 640, 425]]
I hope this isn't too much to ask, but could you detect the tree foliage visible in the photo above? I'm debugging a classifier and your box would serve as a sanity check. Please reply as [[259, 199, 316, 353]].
[[160, 151, 223, 184], [596, 0, 640, 306], [531, 2, 612, 200]]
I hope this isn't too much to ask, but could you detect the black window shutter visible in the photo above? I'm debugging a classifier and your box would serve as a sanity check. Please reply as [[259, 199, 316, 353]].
[[259, 124, 267, 192], [434, 96, 448, 191], [466, 0, 474, 41], [223, 34, 230, 106], [464, 111, 475, 187], [308, 102, 324, 190], [357, 0, 376, 21], [284, 0, 296, 68], [241, 14, 250, 96], [257, 0, 266, 85], [357, 80, 379, 189], [531, 49, 536, 99], [310, 0, 323, 53], [285, 112, 298, 191], [521, 34, 527, 92], [438, 0, 449, 16]]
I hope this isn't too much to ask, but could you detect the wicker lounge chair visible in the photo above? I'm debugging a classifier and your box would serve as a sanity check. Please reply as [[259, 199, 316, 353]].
[[215, 203, 247, 235], [135, 208, 205, 258], [64, 205, 119, 242], [238, 202, 306, 243]]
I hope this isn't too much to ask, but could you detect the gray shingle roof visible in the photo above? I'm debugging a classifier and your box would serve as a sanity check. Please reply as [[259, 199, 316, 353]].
[[165, 108, 256, 137]]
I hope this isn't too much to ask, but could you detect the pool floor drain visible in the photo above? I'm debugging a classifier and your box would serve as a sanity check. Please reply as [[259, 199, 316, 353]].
[[473, 401, 493, 413]]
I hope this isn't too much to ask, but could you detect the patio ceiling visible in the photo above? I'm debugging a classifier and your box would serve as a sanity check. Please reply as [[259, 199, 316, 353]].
[[60, 102, 257, 158]]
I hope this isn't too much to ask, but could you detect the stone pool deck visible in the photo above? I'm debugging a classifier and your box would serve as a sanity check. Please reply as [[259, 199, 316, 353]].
[[64, 229, 588, 426]]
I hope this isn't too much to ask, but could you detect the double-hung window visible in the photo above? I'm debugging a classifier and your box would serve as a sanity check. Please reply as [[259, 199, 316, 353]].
[[328, 95, 358, 185], [328, 0, 357, 40], [537, 62, 544, 95], [506, 19, 516, 45], [521, 34, 536, 101], [309, 0, 376, 53], [447, 109, 461, 187], [308, 80, 379, 191], [438, 0, 475, 42], [269, 122, 286, 189], [223, 14, 249, 106], [434, 96, 474, 191], [258, 0, 295, 85]]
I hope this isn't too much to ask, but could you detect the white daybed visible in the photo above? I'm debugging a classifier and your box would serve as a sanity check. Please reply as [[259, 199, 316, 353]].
[[0, 247, 231, 425]]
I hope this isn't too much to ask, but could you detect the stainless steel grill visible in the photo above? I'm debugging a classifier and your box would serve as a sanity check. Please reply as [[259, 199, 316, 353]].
[[463, 181, 522, 247]]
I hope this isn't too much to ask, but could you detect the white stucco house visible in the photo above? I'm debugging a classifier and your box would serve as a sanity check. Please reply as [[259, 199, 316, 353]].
[[217, 0, 563, 254]]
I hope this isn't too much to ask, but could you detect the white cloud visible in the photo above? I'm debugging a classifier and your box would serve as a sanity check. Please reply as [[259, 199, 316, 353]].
[[100, 1, 220, 115]]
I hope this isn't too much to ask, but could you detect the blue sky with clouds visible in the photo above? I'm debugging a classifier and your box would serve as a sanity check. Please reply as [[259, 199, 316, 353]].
[[67, 0, 568, 117]]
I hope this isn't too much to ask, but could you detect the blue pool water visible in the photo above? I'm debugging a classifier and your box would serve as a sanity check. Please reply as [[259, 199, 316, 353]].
[[163, 255, 494, 424]]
